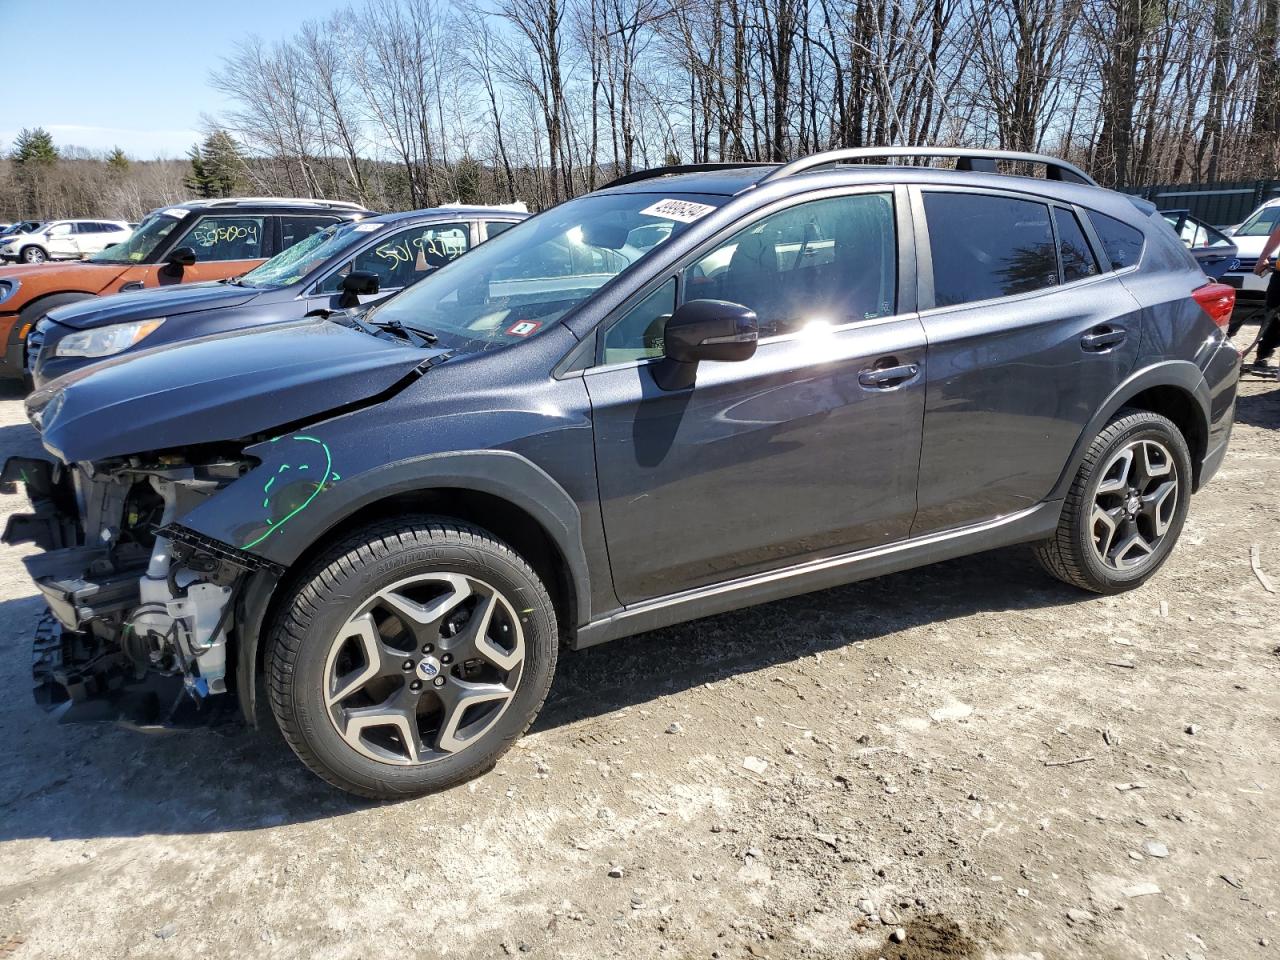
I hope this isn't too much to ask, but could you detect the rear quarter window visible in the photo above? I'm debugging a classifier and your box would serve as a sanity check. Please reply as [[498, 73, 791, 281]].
[[1088, 211, 1145, 271], [923, 192, 1059, 307]]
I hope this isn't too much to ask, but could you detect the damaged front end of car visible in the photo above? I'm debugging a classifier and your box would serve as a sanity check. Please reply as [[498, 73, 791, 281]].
[[3, 317, 442, 724], [3, 446, 279, 717]]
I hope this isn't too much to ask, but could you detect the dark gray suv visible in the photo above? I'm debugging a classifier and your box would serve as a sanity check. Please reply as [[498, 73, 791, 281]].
[[5, 148, 1241, 799]]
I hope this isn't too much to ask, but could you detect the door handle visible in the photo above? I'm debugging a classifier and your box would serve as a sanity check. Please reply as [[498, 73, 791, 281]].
[[858, 362, 919, 389], [1081, 326, 1127, 351]]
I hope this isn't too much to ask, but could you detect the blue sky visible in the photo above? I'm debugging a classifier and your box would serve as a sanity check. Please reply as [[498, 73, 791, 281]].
[[1, 0, 350, 158]]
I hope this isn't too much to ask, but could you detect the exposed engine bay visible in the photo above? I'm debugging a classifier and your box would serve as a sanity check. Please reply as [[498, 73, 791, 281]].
[[2, 450, 266, 714]]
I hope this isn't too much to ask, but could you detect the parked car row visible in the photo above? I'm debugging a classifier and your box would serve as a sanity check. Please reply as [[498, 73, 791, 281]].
[[0, 148, 1239, 800], [0, 197, 528, 382]]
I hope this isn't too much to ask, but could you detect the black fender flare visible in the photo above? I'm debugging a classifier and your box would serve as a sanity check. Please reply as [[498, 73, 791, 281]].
[[225, 450, 591, 725], [1049, 359, 1210, 501]]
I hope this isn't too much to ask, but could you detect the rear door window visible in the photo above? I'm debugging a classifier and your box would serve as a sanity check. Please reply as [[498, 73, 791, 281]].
[[177, 215, 268, 262], [923, 192, 1059, 307], [280, 215, 343, 250], [1087, 211, 1145, 271], [484, 220, 517, 239], [1054, 208, 1100, 283]]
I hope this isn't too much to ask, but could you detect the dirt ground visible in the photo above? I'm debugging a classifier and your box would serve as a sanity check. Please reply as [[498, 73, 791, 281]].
[[0, 332, 1277, 960]]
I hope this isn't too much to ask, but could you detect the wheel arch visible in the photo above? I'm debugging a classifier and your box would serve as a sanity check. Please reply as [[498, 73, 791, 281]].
[[227, 453, 590, 726], [1052, 361, 1211, 500], [7, 290, 99, 377]]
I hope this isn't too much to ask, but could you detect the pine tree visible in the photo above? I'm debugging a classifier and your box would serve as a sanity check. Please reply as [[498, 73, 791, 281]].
[[106, 147, 130, 174], [10, 127, 58, 166], [184, 130, 245, 198]]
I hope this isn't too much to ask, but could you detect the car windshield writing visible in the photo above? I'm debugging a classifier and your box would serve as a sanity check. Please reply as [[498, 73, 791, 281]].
[[90, 213, 178, 263], [240, 222, 364, 288], [365, 192, 724, 354]]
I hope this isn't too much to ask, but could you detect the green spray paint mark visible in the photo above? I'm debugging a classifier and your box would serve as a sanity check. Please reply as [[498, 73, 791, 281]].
[[242, 435, 333, 550]]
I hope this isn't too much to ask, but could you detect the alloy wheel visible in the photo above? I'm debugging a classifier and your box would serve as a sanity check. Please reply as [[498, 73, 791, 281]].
[[23, 247, 45, 264], [323, 572, 525, 765], [1090, 438, 1179, 571]]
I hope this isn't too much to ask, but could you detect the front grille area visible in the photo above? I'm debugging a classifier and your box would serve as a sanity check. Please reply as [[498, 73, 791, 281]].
[[26, 320, 50, 369]]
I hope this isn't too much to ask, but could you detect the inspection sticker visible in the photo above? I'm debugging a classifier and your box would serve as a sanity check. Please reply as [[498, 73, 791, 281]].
[[640, 198, 717, 223], [353, 222, 382, 231], [160, 207, 189, 219], [506, 319, 542, 337]]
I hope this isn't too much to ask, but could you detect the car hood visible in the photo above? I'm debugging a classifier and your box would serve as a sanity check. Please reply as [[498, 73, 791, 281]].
[[29, 319, 442, 463], [47, 282, 260, 329], [1230, 235, 1268, 256], [0, 261, 132, 294]]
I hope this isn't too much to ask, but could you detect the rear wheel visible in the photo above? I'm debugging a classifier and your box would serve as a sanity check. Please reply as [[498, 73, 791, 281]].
[[1035, 409, 1192, 593], [266, 517, 558, 799]]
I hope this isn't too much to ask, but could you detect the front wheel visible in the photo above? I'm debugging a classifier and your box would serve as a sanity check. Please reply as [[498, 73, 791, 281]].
[[266, 517, 558, 799], [20, 245, 47, 264], [1035, 409, 1192, 594]]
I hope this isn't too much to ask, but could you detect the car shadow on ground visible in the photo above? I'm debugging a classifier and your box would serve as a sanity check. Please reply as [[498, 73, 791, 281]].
[[0, 420, 47, 460], [1233, 380, 1280, 428], [0, 538, 1092, 843]]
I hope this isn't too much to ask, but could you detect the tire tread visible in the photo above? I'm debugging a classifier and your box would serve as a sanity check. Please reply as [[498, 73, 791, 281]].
[[265, 516, 557, 800], [1034, 408, 1187, 594]]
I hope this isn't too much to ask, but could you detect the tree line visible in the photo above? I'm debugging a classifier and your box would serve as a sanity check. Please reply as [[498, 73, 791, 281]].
[[208, 0, 1280, 208], [4, 0, 1279, 220]]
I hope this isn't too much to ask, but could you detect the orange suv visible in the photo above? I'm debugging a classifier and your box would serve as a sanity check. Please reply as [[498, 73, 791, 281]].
[[0, 198, 371, 380]]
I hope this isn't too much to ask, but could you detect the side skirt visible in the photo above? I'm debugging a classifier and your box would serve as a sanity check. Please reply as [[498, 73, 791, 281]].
[[573, 499, 1064, 650]]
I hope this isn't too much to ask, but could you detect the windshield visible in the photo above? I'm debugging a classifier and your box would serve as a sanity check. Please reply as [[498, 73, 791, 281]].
[[1235, 205, 1280, 238], [1, 221, 40, 238], [365, 191, 725, 354], [90, 211, 181, 263], [239, 221, 369, 288]]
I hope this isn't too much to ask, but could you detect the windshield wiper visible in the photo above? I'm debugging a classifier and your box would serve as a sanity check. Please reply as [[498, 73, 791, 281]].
[[374, 318, 439, 346]]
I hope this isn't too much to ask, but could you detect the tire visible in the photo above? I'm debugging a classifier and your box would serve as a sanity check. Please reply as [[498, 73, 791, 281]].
[[266, 517, 559, 799], [1035, 408, 1193, 594], [19, 245, 47, 264]]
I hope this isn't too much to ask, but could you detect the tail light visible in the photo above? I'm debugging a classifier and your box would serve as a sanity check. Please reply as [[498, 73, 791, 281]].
[[1192, 282, 1236, 329]]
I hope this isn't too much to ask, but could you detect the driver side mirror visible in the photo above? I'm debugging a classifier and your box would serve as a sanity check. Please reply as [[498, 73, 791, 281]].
[[338, 270, 380, 309], [167, 246, 197, 268], [653, 299, 758, 391]]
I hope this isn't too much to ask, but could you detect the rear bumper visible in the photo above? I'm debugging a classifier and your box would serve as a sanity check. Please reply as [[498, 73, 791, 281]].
[[1223, 268, 1271, 301], [1200, 427, 1232, 488]]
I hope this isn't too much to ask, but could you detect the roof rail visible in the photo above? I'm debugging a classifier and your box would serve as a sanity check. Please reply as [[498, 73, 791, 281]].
[[202, 197, 369, 210], [602, 162, 773, 190], [758, 147, 1097, 187]]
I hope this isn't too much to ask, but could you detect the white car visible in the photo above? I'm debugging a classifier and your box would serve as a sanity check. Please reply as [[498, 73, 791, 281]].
[[1222, 198, 1280, 300], [0, 219, 133, 264]]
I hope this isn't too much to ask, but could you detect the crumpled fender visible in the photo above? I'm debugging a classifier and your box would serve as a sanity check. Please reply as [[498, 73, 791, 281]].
[[177, 429, 592, 727]]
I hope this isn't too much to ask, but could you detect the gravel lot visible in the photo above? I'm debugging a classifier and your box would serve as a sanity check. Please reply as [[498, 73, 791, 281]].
[[0, 336, 1277, 960]]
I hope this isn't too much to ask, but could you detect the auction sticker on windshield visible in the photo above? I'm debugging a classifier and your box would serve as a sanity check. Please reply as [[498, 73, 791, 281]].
[[506, 320, 542, 337], [640, 199, 717, 223]]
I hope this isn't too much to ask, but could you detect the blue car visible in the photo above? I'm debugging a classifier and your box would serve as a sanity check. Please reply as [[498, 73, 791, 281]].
[[31, 205, 527, 387]]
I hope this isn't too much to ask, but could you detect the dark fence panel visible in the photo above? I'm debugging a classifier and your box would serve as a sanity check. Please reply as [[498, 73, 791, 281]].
[[1121, 180, 1280, 228]]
